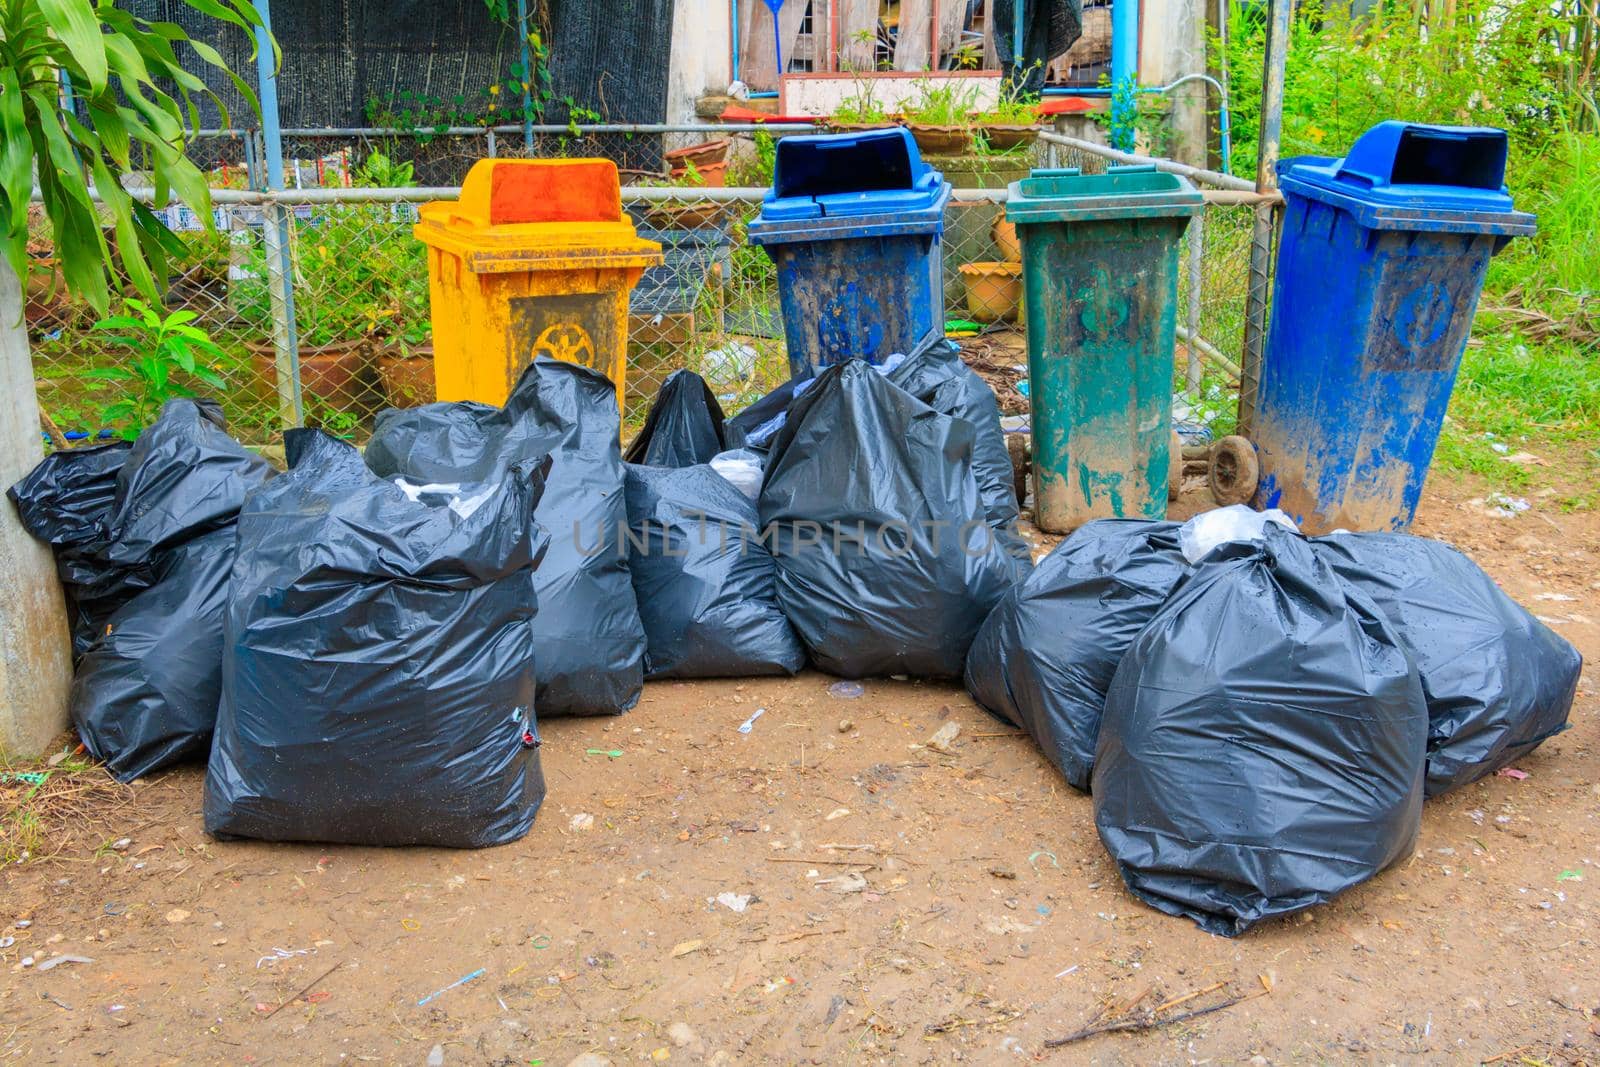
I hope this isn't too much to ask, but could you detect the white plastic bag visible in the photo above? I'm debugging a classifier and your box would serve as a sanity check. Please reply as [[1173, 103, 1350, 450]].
[[1178, 504, 1299, 564], [708, 449, 764, 501]]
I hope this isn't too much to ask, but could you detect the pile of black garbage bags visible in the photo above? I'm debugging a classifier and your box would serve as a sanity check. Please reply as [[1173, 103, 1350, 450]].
[[965, 506, 1583, 935], [8, 340, 1031, 849], [11, 347, 1580, 923]]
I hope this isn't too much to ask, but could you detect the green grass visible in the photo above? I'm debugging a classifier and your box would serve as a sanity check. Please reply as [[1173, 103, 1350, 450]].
[[1434, 130, 1600, 502]]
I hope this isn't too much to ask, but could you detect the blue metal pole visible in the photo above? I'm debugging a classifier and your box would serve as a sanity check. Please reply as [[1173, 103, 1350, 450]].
[[1013, 0, 1025, 81], [1110, 0, 1139, 151], [254, 7, 285, 190], [517, 0, 534, 150], [253, 0, 302, 427]]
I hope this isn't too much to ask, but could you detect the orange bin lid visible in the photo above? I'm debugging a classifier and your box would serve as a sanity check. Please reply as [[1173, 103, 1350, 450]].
[[416, 158, 662, 272]]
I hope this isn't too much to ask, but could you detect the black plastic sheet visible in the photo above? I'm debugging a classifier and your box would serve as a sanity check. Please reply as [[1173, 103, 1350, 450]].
[[759, 361, 1020, 679], [366, 358, 645, 717], [7, 440, 142, 658], [624, 463, 806, 679], [964, 519, 1188, 791], [1094, 526, 1428, 936], [1314, 532, 1582, 797], [624, 370, 728, 468], [204, 430, 549, 848]]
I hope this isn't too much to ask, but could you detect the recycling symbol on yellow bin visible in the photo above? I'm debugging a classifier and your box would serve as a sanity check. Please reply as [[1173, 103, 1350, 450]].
[[531, 322, 597, 368]]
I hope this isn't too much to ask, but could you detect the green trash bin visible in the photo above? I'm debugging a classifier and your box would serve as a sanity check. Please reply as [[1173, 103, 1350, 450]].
[[1006, 165, 1203, 532]]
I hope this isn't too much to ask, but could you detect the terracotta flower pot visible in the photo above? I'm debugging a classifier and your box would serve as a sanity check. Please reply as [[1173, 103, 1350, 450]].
[[980, 124, 1040, 150], [377, 345, 436, 408], [959, 261, 1022, 323], [24, 256, 67, 326], [670, 159, 728, 187], [825, 120, 898, 135], [991, 214, 1022, 263], [908, 123, 974, 156], [640, 201, 731, 231], [664, 138, 732, 169], [248, 338, 376, 407]]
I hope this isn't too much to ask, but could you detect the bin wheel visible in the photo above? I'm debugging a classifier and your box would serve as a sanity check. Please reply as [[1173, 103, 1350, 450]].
[[1209, 435, 1259, 506], [1167, 430, 1183, 502]]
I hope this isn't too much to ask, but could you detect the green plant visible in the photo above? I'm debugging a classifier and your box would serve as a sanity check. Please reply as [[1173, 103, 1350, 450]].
[[905, 79, 980, 127], [0, 0, 268, 314], [833, 28, 893, 124], [1217, 0, 1578, 176], [86, 298, 227, 437], [727, 128, 778, 187], [977, 62, 1043, 125], [353, 150, 416, 189], [304, 399, 359, 436], [833, 91, 892, 124], [292, 207, 429, 347]]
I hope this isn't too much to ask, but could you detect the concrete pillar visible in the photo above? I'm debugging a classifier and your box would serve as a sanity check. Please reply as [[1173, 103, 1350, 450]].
[[0, 256, 74, 758]]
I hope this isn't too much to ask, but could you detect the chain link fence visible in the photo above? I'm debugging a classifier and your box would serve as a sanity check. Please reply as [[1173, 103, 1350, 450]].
[[24, 127, 1261, 449]]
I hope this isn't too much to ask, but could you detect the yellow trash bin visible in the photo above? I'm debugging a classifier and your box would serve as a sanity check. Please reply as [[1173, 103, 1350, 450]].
[[415, 158, 662, 407]]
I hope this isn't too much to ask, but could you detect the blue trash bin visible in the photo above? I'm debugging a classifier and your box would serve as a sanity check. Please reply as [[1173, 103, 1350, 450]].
[[748, 129, 952, 380], [1249, 121, 1535, 534]]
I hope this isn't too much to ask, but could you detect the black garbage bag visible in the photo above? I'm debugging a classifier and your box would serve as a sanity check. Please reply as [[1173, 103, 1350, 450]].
[[65, 401, 272, 781], [7, 440, 143, 658], [725, 340, 1028, 567], [624, 369, 727, 467], [1313, 532, 1582, 798], [366, 358, 646, 717], [623, 462, 805, 679], [102, 399, 272, 566], [69, 528, 236, 781], [204, 430, 550, 848], [1093, 525, 1428, 936], [964, 520, 1188, 791], [759, 361, 1020, 679], [885, 337, 1025, 560]]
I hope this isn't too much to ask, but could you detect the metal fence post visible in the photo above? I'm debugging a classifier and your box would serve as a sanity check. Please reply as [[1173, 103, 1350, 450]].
[[254, 1, 303, 429], [1186, 210, 1204, 397], [1237, 0, 1290, 438]]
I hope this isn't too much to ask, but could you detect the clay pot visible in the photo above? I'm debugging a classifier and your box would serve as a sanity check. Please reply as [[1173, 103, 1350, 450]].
[[991, 214, 1021, 263], [377, 345, 436, 408], [980, 124, 1040, 150], [664, 138, 732, 169], [683, 159, 729, 187], [248, 338, 376, 406], [908, 123, 974, 156], [826, 120, 898, 134], [24, 256, 67, 326], [640, 201, 731, 231], [959, 261, 1022, 323]]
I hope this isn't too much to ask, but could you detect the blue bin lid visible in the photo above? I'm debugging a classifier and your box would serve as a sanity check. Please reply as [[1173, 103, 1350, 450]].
[[1278, 121, 1536, 235], [749, 128, 951, 241]]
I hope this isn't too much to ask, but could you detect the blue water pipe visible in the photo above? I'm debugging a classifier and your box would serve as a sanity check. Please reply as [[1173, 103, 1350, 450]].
[[731, 0, 780, 98]]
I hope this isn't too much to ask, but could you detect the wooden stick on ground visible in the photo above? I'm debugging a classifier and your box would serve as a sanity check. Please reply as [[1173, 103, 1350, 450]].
[[263, 960, 343, 1019], [1044, 990, 1261, 1048], [1153, 980, 1228, 1015]]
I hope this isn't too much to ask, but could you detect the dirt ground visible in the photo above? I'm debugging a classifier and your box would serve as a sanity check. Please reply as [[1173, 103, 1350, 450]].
[[2, 470, 1597, 1066]]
